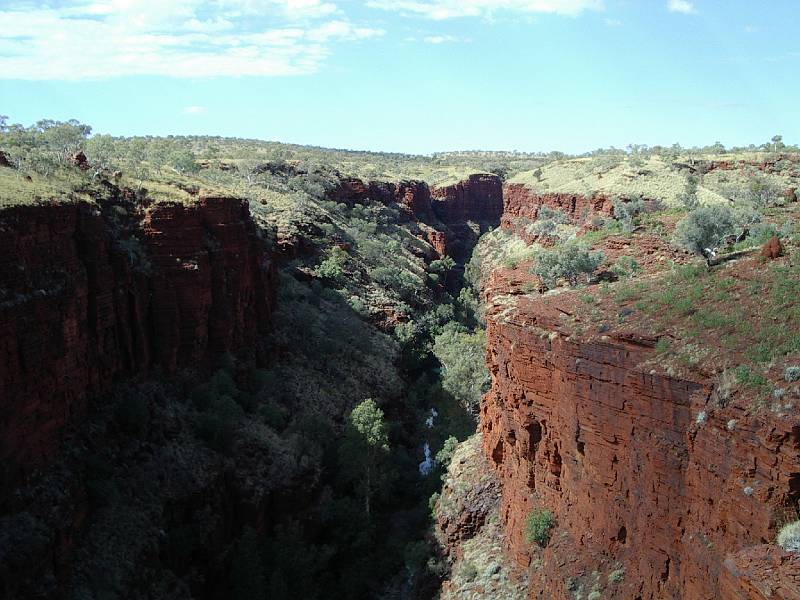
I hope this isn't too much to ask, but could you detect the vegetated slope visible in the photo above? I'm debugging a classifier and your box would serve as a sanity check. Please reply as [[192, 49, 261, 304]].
[[460, 155, 800, 599]]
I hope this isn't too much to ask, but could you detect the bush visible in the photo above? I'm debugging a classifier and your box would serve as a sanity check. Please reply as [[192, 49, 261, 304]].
[[785, 366, 800, 382], [435, 436, 459, 470], [531, 242, 605, 289], [611, 255, 639, 279], [777, 520, 800, 552], [674, 205, 736, 256], [678, 175, 699, 210], [429, 256, 455, 274], [315, 246, 348, 282], [613, 197, 645, 232], [525, 508, 555, 546], [529, 206, 570, 240]]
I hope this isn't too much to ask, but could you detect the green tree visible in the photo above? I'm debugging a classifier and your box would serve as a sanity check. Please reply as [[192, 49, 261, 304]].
[[771, 134, 784, 153], [679, 175, 699, 210], [169, 148, 200, 174], [433, 323, 491, 413], [674, 204, 736, 257], [338, 399, 390, 517], [84, 134, 118, 179], [315, 246, 348, 282], [531, 242, 605, 289]]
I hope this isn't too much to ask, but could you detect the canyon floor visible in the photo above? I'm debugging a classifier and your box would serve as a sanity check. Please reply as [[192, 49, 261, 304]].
[[1, 124, 799, 599]]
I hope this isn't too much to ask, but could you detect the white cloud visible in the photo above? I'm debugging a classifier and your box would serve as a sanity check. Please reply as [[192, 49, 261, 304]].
[[423, 34, 462, 43], [366, 0, 603, 20], [603, 17, 621, 27], [183, 105, 207, 115], [0, 0, 383, 80], [667, 0, 696, 14]]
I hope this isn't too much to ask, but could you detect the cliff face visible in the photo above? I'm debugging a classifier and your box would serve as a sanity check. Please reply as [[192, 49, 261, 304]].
[[502, 184, 614, 242], [432, 174, 504, 226], [327, 173, 504, 263], [0, 195, 275, 489], [480, 294, 800, 599]]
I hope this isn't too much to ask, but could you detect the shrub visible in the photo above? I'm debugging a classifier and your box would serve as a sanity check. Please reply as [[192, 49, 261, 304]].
[[777, 520, 800, 552], [429, 256, 455, 274], [531, 242, 605, 289], [525, 508, 555, 546], [613, 196, 645, 232], [785, 366, 800, 382], [674, 205, 736, 257], [435, 436, 459, 469], [611, 255, 640, 279], [679, 175, 700, 210], [529, 206, 571, 240], [315, 246, 348, 282]]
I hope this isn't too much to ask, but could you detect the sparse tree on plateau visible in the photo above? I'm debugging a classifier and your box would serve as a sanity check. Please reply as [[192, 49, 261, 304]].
[[771, 135, 784, 153], [84, 135, 117, 179], [338, 399, 389, 518]]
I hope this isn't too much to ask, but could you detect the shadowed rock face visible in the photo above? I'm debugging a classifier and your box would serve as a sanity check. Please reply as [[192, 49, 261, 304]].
[[0, 195, 275, 490], [480, 294, 800, 600]]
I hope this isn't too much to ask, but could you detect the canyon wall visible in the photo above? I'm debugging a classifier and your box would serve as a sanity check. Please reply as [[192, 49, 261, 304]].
[[327, 173, 504, 263], [0, 194, 276, 490], [480, 294, 800, 599]]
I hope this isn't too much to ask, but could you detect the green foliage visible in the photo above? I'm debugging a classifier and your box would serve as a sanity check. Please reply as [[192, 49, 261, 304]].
[[679, 175, 699, 210], [611, 255, 640, 279], [785, 366, 800, 382], [429, 255, 456, 274], [435, 436, 459, 470], [529, 205, 571, 240], [613, 196, 645, 232], [525, 508, 555, 546], [433, 323, 491, 414], [315, 246, 348, 282], [338, 399, 390, 516], [371, 266, 425, 303], [168, 149, 200, 174], [531, 242, 605, 289], [608, 568, 625, 583], [674, 204, 736, 256]]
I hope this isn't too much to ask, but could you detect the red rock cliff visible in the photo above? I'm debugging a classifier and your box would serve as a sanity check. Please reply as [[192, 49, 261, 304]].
[[481, 294, 800, 599], [0, 195, 275, 489], [432, 174, 504, 226]]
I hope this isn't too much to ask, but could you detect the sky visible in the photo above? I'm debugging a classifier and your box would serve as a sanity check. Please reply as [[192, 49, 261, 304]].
[[0, 0, 798, 154]]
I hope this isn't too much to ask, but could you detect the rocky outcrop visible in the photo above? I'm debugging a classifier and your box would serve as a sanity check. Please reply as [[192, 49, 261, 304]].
[[480, 293, 800, 599], [0, 194, 275, 491], [431, 174, 504, 226], [502, 184, 614, 241], [719, 546, 800, 599]]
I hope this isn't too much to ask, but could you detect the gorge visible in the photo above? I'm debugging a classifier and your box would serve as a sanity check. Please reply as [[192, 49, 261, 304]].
[[1, 143, 799, 600]]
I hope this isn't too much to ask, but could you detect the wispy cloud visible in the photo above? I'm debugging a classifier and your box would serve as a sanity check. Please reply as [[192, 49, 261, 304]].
[[423, 34, 466, 43], [667, 0, 696, 14], [183, 105, 207, 115], [604, 17, 621, 27], [0, 1, 384, 80], [367, 0, 603, 20]]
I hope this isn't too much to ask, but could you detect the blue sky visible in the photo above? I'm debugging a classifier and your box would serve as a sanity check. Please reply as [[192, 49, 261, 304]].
[[0, 0, 797, 154]]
